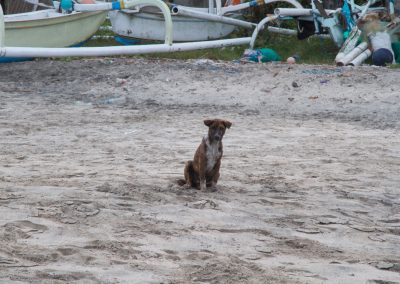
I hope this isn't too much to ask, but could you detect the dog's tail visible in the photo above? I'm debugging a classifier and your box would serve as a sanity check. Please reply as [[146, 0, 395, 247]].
[[176, 160, 193, 187]]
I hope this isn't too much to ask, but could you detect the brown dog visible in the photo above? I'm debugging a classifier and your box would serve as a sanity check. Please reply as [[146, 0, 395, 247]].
[[182, 119, 232, 191]]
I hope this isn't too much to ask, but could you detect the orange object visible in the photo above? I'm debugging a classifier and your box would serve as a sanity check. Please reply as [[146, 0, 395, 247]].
[[232, 0, 241, 4], [79, 0, 95, 3]]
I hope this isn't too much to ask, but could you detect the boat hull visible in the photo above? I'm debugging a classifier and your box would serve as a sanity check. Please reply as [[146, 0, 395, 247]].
[[109, 10, 237, 42], [4, 10, 107, 47]]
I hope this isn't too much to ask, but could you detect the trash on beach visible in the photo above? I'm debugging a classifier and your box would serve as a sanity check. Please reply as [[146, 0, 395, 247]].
[[286, 57, 296, 64], [392, 42, 400, 63], [336, 10, 400, 67], [362, 13, 396, 66], [241, 48, 282, 63], [286, 55, 299, 64]]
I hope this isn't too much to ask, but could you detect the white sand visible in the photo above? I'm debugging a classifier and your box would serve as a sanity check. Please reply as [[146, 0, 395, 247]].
[[0, 58, 399, 283]]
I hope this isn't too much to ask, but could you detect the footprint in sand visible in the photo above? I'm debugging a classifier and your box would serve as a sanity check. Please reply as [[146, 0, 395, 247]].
[[1, 220, 48, 241]]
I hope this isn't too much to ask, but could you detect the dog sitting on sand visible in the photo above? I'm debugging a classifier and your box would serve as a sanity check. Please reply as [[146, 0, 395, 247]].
[[179, 119, 232, 191]]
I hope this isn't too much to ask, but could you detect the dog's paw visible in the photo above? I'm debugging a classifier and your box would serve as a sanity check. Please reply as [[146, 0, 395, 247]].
[[199, 180, 207, 191], [208, 186, 218, 192], [182, 184, 192, 190]]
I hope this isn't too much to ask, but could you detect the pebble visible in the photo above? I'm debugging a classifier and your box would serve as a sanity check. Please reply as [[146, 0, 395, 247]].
[[255, 246, 273, 254], [296, 227, 321, 234], [375, 262, 394, 270]]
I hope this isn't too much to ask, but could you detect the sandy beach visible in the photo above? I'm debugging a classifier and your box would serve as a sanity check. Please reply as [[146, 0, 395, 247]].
[[0, 58, 399, 283]]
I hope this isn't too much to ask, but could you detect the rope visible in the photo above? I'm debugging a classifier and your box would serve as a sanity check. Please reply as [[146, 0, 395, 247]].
[[23, 0, 54, 9]]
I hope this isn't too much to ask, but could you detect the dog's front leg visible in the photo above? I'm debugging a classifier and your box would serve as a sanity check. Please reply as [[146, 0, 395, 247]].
[[198, 157, 207, 191], [209, 160, 221, 190], [199, 169, 206, 191]]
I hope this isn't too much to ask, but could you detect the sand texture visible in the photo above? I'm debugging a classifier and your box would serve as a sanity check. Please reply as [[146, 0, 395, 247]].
[[0, 58, 399, 283]]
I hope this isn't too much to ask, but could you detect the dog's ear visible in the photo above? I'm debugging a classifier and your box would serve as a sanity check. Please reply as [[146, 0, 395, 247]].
[[223, 120, 232, 129], [204, 119, 214, 127]]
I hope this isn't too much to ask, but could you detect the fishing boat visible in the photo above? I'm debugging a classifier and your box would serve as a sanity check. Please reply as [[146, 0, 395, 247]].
[[0, 0, 254, 60], [3, 0, 107, 47], [5, 10, 107, 47], [108, 0, 242, 42], [1, 0, 107, 62]]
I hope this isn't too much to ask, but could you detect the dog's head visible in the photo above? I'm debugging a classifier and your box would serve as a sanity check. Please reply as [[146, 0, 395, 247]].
[[204, 119, 232, 142]]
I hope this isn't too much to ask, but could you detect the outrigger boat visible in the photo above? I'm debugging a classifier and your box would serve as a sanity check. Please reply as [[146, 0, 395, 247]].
[[107, 0, 302, 42], [108, 0, 241, 42], [4, 10, 106, 47], [0, 0, 254, 60], [1, 0, 106, 62]]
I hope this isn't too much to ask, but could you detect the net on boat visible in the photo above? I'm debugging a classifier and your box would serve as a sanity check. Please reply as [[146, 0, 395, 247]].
[[0, 0, 54, 14]]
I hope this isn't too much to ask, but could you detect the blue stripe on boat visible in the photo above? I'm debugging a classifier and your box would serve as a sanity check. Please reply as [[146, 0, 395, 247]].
[[0, 57, 34, 63]]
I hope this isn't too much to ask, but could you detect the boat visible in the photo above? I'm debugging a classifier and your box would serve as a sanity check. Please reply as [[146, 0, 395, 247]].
[[0, 0, 254, 60], [3, 0, 107, 47], [4, 9, 107, 47], [1, 0, 107, 62], [108, 0, 241, 42]]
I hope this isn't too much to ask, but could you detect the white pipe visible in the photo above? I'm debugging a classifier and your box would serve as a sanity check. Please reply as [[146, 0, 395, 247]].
[[0, 4, 4, 48], [250, 15, 278, 48], [73, 3, 113, 11], [347, 49, 371, 66], [335, 26, 361, 63], [336, 42, 368, 66], [74, 0, 173, 45], [275, 8, 311, 17], [0, 37, 251, 58], [90, 35, 115, 40], [359, 0, 372, 18], [274, 8, 336, 17], [216, 0, 222, 14], [266, 0, 303, 9], [221, 1, 257, 14], [266, 26, 331, 38], [99, 26, 113, 31], [171, 5, 255, 29], [335, 52, 346, 63], [221, 0, 303, 15], [221, 0, 264, 15], [209, 0, 214, 14], [267, 26, 297, 35], [250, 11, 329, 49]]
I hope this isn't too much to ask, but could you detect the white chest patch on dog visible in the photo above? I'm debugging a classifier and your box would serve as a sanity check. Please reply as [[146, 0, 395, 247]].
[[205, 137, 222, 172]]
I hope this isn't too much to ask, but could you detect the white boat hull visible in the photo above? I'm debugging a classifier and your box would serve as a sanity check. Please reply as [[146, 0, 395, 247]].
[[109, 9, 237, 42], [5, 10, 107, 47]]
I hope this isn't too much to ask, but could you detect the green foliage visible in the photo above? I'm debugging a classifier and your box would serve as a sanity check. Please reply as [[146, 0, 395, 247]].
[[389, 63, 400, 68], [141, 46, 246, 60]]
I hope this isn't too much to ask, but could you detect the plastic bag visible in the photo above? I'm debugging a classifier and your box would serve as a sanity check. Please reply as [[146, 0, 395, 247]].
[[242, 48, 282, 63]]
